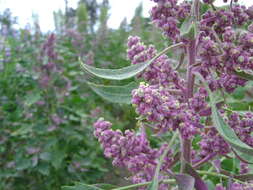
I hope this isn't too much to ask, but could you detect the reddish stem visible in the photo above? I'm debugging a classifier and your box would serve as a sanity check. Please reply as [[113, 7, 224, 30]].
[[193, 152, 217, 169], [181, 39, 196, 172]]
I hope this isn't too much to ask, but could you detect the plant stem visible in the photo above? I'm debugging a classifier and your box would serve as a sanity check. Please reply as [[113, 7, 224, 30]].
[[150, 42, 184, 64], [181, 39, 196, 172], [193, 152, 217, 169], [197, 171, 245, 184], [154, 131, 179, 184], [112, 179, 175, 190]]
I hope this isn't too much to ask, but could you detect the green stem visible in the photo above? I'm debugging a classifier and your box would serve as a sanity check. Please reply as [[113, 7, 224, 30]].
[[198, 171, 245, 184], [153, 131, 179, 185], [150, 43, 184, 64]]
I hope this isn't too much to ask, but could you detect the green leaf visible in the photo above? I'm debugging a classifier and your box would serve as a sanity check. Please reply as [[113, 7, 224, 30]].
[[180, 19, 196, 39], [11, 124, 33, 136], [87, 81, 138, 104], [80, 43, 182, 80], [81, 60, 151, 80], [51, 148, 66, 169], [16, 159, 31, 170], [196, 73, 253, 162], [24, 91, 41, 106], [37, 162, 50, 176], [234, 70, 253, 81]]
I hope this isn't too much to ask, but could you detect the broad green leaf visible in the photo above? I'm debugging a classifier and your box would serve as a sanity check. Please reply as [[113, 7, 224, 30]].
[[80, 43, 182, 80], [51, 147, 66, 169], [87, 81, 138, 104], [16, 158, 31, 170], [37, 162, 50, 176], [24, 91, 41, 106], [196, 73, 253, 162]]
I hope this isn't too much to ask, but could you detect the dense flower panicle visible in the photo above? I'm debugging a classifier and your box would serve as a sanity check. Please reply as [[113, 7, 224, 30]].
[[228, 112, 253, 147], [199, 126, 230, 157], [132, 83, 203, 139], [93, 118, 173, 189]]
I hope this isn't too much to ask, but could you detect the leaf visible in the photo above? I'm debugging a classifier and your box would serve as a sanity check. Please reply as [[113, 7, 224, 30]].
[[234, 70, 253, 81], [195, 73, 253, 162], [180, 18, 196, 39], [11, 124, 33, 136], [81, 60, 151, 80], [62, 183, 102, 190], [51, 147, 66, 169], [80, 43, 182, 80], [16, 158, 31, 170], [24, 91, 41, 106], [87, 81, 138, 104], [185, 163, 208, 190], [174, 174, 195, 190], [37, 162, 50, 176]]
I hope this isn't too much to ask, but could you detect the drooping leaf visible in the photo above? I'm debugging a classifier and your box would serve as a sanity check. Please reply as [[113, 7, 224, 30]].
[[174, 174, 195, 190], [185, 163, 208, 190], [81, 60, 151, 80], [80, 43, 182, 80], [195, 73, 253, 162], [87, 81, 139, 104]]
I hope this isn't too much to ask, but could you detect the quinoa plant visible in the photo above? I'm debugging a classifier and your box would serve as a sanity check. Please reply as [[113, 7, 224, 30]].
[[66, 0, 253, 189]]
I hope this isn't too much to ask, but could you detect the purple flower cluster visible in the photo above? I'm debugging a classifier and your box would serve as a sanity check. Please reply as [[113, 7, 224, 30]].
[[132, 83, 204, 139], [215, 183, 253, 190], [150, 0, 191, 41], [198, 126, 230, 158], [93, 118, 173, 189], [127, 36, 183, 86], [228, 112, 253, 147]]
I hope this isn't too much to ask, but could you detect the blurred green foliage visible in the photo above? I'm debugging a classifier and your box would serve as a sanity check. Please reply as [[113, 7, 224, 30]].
[[0, 1, 167, 190]]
